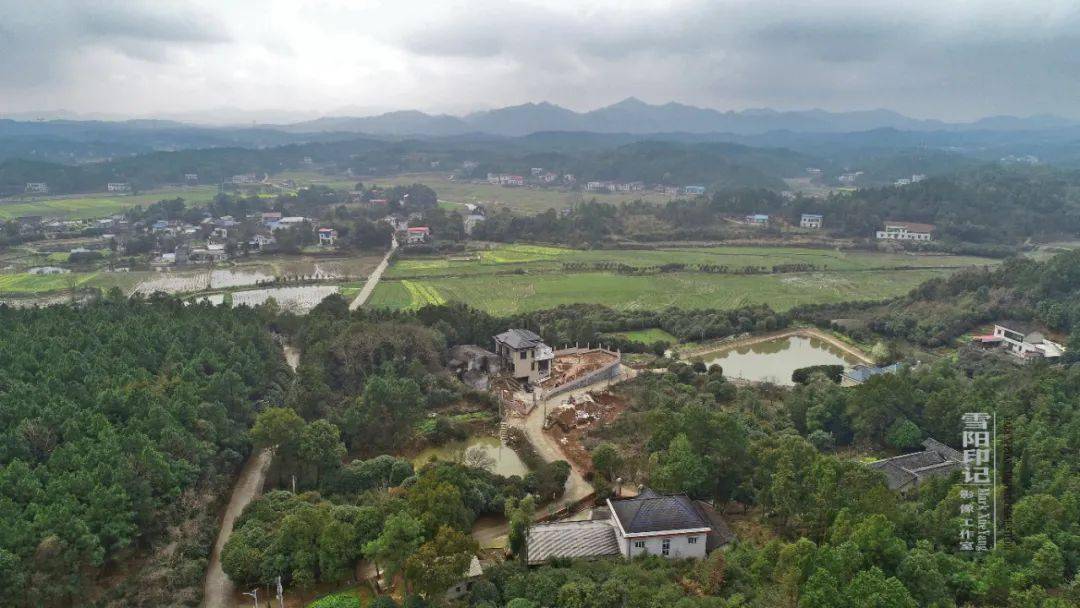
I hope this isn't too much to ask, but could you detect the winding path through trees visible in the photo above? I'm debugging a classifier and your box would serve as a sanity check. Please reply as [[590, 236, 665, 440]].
[[201, 344, 300, 608]]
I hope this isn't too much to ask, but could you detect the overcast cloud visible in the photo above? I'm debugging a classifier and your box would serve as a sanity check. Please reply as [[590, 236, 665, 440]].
[[1, 0, 1079, 121]]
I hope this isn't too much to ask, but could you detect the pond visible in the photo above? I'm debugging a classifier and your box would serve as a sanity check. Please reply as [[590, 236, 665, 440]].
[[699, 334, 861, 385], [411, 435, 530, 478]]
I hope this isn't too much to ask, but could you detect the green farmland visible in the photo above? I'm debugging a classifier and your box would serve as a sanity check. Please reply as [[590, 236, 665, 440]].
[[385, 243, 994, 280], [0, 185, 220, 220], [370, 172, 676, 215], [0, 271, 145, 297], [368, 243, 997, 314], [605, 328, 679, 343], [368, 268, 955, 314]]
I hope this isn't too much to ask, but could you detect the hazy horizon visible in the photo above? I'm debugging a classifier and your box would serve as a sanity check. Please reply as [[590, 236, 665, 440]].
[[3, 1, 1080, 122]]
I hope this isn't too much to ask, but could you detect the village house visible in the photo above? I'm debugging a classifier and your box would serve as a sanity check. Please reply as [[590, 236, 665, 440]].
[[184, 173, 199, 182], [444, 556, 485, 601], [525, 489, 734, 565], [317, 227, 337, 246], [248, 234, 275, 251], [464, 213, 486, 235], [261, 212, 283, 226], [868, 438, 963, 493], [841, 362, 904, 386], [974, 321, 1066, 359], [487, 173, 524, 186], [800, 213, 823, 229], [493, 328, 554, 385], [106, 182, 131, 193], [382, 215, 408, 231], [405, 226, 431, 245], [271, 216, 307, 232], [684, 185, 706, 195], [231, 173, 259, 184], [876, 221, 934, 241], [25, 183, 48, 194], [744, 214, 769, 225], [838, 171, 864, 185]]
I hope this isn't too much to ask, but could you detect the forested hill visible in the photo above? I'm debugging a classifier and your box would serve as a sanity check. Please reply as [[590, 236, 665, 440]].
[[0, 295, 289, 606], [700, 165, 1080, 243], [0, 136, 806, 197], [795, 247, 1080, 351]]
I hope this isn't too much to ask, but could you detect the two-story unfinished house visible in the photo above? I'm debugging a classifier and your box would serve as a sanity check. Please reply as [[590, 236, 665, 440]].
[[493, 328, 553, 384], [989, 321, 1066, 359]]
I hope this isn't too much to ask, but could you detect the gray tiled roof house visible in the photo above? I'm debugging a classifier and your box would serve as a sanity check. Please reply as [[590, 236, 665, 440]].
[[868, 438, 963, 492]]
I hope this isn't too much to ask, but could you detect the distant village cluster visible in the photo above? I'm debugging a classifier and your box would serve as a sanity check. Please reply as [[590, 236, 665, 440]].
[[483, 167, 707, 198]]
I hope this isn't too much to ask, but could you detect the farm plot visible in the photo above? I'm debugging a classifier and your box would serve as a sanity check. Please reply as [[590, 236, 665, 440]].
[[199, 285, 340, 313], [387, 243, 996, 280], [370, 172, 676, 215], [369, 268, 954, 315], [0, 185, 219, 220]]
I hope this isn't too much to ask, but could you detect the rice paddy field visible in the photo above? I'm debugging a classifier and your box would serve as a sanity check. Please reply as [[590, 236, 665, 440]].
[[0, 185, 220, 220], [367, 243, 997, 314], [0, 254, 382, 302], [384, 244, 993, 280], [0, 271, 142, 298], [369, 172, 676, 215]]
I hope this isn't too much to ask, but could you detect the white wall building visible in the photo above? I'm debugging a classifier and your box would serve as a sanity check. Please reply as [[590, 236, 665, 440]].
[[525, 489, 734, 565], [876, 221, 934, 241], [800, 213, 823, 229], [992, 322, 1066, 359]]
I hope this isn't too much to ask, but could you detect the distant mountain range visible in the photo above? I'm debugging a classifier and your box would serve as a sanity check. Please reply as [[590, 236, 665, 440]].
[[278, 98, 1079, 137]]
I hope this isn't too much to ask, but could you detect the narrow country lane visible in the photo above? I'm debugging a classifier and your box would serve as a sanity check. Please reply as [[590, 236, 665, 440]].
[[349, 239, 397, 311], [201, 344, 300, 608], [505, 365, 638, 513]]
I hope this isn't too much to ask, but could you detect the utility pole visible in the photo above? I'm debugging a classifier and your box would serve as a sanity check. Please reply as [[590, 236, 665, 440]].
[[243, 588, 260, 608], [276, 576, 284, 608]]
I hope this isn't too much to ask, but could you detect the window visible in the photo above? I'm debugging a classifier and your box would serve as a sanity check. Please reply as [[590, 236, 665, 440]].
[[688, 536, 698, 544], [519, 351, 526, 360], [633, 541, 645, 549], [661, 538, 670, 556]]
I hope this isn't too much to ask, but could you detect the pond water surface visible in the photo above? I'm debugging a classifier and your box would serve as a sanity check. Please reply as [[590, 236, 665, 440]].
[[411, 435, 529, 478], [700, 335, 860, 385]]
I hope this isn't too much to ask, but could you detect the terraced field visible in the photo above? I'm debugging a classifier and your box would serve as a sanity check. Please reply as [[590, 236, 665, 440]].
[[369, 243, 997, 314]]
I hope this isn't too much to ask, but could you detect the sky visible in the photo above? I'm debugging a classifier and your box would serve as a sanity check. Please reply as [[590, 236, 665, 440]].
[[2, 0, 1080, 122]]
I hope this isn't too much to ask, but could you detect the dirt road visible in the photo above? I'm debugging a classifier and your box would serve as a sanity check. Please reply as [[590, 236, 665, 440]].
[[201, 448, 272, 608], [505, 365, 637, 513], [349, 239, 397, 311], [202, 344, 299, 608]]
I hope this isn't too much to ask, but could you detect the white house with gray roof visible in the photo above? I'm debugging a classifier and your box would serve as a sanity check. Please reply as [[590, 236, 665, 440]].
[[525, 489, 734, 565]]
